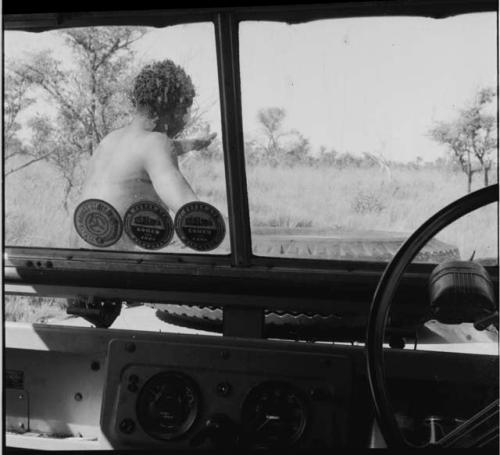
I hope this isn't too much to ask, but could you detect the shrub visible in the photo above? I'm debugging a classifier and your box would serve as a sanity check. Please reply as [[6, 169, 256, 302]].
[[351, 190, 386, 214]]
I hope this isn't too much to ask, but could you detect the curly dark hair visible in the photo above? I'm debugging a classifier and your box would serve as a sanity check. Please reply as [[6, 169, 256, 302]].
[[132, 60, 196, 137]]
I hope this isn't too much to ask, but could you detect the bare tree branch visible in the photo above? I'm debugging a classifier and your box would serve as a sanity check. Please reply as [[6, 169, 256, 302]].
[[5, 151, 56, 176]]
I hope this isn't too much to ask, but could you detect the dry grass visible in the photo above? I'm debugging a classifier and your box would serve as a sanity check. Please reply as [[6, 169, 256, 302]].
[[5, 158, 498, 323], [5, 160, 77, 246], [5, 296, 68, 323], [199, 162, 498, 260]]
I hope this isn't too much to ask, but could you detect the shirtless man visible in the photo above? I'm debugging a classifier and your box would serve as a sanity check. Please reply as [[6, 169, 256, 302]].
[[76, 60, 216, 250]]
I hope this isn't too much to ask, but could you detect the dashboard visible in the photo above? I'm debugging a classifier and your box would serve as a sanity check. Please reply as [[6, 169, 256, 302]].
[[5, 321, 498, 450]]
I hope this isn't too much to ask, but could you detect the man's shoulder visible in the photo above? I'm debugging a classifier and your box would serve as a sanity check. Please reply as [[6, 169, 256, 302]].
[[99, 127, 126, 147], [145, 132, 175, 159], [146, 132, 173, 149]]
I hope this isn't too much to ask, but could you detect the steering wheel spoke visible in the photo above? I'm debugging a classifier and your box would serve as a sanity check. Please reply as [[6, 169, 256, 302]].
[[436, 399, 499, 448]]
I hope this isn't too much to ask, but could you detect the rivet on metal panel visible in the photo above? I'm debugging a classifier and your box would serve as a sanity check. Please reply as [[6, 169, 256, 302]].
[[125, 342, 136, 353], [74, 393, 83, 401], [18, 394, 24, 400]]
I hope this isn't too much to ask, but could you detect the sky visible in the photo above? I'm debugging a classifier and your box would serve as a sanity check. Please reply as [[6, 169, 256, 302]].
[[4, 12, 497, 163]]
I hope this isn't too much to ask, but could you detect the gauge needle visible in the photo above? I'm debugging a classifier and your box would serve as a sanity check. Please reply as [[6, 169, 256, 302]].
[[256, 415, 280, 432]]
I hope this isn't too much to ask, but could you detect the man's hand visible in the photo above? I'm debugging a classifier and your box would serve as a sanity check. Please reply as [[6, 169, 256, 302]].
[[191, 132, 217, 151]]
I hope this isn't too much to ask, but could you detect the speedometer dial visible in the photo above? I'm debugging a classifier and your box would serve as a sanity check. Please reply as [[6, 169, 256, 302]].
[[136, 372, 200, 441], [241, 381, 308, 447]]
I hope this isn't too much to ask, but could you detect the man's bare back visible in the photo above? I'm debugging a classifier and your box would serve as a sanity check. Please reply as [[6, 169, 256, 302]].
[[76, 123, 204, 249], [81, 126, 195, 210]]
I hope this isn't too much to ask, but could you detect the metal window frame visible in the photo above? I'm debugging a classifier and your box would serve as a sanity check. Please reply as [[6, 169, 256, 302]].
[[3, 1, 498, 306], [3, 1, 497, 30]]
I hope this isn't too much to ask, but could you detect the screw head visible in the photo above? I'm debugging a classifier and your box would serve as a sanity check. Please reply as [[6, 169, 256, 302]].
[[119, 418, 135, 434], [216, 382, 231, 397], [74, 393, 83, 401]]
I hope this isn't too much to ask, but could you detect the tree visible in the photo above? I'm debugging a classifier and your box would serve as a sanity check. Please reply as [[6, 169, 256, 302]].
[[256, 107, 311, 167], [430, 87, 497, 192], [4, 70, 35, 167], [462, 87, 497, 186], [244, 138, 264, 166], [281, 129, 310, 166], [363, 151, 392, 180], [257, 107, 286, 166], [9, 26, 147, 207]]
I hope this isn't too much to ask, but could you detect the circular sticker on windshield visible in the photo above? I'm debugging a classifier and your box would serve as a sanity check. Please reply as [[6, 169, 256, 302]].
[[174, 201, 226, 251], [74, 199, 123, 248], [124, 201, 174, 250]]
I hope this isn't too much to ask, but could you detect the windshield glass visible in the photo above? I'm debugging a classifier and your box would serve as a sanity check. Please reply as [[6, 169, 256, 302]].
[[240, 13, 498, 263], [5, 23, 230, 254]]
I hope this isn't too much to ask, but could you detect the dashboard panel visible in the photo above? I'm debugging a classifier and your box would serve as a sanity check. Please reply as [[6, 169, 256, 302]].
[[101, 338, 352, 449]]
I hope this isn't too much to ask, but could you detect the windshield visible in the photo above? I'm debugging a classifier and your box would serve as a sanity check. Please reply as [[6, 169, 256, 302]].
[[240, 13, 498, 263], [4, 13, 498, 264]]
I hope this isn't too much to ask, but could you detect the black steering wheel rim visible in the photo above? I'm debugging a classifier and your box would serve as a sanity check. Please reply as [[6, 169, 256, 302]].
[[366, 183, 498, 448]]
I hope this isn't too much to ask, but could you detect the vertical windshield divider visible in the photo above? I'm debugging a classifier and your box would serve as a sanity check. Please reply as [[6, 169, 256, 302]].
[[214, 12, 252, 268]]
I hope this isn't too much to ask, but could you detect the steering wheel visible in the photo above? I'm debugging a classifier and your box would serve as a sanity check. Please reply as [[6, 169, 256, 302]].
[[366, 183, 499, 448]]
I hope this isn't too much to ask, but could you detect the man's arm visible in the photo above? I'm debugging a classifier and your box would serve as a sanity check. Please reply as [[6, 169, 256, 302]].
[[143, 135, 198, 212], [172, 132, 217, 156]]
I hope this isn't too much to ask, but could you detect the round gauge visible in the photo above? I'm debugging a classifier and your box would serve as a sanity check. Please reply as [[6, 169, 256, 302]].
[[241, 381, 308, 448], [136, 372, 200, 441]]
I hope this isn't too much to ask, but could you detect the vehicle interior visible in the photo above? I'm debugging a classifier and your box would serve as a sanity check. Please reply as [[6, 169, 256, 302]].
[[3, 0, 499, 451]]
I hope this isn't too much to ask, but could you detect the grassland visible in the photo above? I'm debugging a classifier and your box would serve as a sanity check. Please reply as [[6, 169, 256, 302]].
[[5, 157, 498, 323], [5, 296, 68, 323], [185, 160, 497, 261]]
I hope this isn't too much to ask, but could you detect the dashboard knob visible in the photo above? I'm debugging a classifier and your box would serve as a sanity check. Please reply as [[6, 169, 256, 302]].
[[190, 413, 238, 448]]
